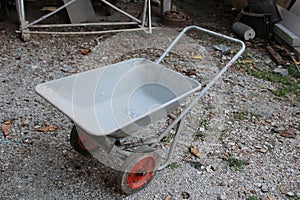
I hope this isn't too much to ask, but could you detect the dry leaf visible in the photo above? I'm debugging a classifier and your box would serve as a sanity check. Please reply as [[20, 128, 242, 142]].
[[279, 129, 297, 138], [80, 48, 91, 55], [268, 194, 275, 200], [41, 7, 57, 12], [165, 194, 173, 200], [189, 145, 200, 157], [243, 59, 254, 64], [21, 115, 25, 127], [2, 120, 12, 137], [36, 125, 58, 132], [192, 55, 202, 60], [182, 155, 191, 161]]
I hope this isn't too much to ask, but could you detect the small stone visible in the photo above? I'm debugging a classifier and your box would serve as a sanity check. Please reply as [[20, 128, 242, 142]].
[[164, 194, 173, 200], [199, 127, 205, 132], [265, 59, 272, 64], [23, 119, 30, 126], [273, 66, 288, 76], [255, 145, 262, 149], [261, 184, 268, 193], [220, 182, 226, 186], [286, 191, 295, 197], [38, 56, 45, 61], [211, 165, 218, 171], [181, 192, 190, 199], [31, 65, 38, 69], [218, 193, 226, 200], [259, 149, 268, 153], [228, 142, 235, 146], [255, 183, 262, 188]]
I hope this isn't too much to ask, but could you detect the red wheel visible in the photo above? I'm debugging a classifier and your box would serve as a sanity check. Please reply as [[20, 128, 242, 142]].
[[118, 147, 159, 194], [70, 125, 99, 156]]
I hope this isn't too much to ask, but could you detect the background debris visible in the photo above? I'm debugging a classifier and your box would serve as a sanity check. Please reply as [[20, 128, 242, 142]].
[[1, 120, 12, 137], [35, 124, 58, 132], [189, 145, 200, 157]]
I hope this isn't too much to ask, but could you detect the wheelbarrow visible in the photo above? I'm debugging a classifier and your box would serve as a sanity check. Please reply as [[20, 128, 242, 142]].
[[36, 26, 245, 194]]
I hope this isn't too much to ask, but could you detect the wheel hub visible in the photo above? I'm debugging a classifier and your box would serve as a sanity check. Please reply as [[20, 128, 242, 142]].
[[126, 156, 156, 189]]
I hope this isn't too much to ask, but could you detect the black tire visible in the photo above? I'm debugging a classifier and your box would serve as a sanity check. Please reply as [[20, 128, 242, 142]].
[[117, 146, 160, 194], [70, 125, 99, 156]]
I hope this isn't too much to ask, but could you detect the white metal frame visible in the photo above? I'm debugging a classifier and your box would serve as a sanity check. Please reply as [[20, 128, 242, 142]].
[[15, 0, 152, 40]]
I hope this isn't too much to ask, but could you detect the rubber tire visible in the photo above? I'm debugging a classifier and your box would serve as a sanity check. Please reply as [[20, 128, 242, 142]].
[[70, 125, 99, 156], [117, 146, 159, 194]]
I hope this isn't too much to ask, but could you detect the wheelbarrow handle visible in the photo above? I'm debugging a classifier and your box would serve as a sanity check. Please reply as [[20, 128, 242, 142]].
[[154, 25, 245, 145], [156, 25, 245, 65]]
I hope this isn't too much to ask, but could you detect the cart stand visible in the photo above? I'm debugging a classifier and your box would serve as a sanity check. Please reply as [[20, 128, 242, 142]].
[[15, 0, 153, 41]]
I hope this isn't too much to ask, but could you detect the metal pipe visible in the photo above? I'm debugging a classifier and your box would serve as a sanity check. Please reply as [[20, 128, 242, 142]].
[[148, 0, 152, 34], [17, 0, 26, 29], [30, 22, 138, 28], [157, 25, 245, 64], [20, 0, 25, 25], [24, 0, 78, 29], [158, 120, 184, 170], [16, 27, 160, 35], [155, 25, 245, 142], [100, 0, 141, 24], [141, 0, 148, 27]]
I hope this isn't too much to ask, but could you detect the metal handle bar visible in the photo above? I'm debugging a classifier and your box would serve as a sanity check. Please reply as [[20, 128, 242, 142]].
[[155, 25, 245, 143]]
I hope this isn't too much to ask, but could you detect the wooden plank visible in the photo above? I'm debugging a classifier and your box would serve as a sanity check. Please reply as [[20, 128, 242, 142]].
[[266, 45, 285, 65]]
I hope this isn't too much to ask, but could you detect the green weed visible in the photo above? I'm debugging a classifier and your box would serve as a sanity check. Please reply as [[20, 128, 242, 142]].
[[168, 162, 180, 170], [233, 111, 247, 120], [246, 196, 258, 200], [247, 67, 300, 100], [199, 119, 209, 130], [226, 157, 249, 170], [194, 131, 204, 140]]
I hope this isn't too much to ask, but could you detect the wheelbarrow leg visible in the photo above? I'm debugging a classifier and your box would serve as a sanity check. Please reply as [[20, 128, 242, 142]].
[[156, 119, 184, 170]]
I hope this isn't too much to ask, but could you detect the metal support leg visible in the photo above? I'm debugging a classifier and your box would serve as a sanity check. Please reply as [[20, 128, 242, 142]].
[[157, 119, 184, 170]]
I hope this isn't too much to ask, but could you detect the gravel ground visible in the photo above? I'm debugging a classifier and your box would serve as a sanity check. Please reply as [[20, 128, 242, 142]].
[[1, 1, 300, 200]]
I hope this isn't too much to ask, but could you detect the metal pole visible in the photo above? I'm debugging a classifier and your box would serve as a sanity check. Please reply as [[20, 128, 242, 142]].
[[30, 22, 138, 28], [17, 27, 160, 35], [148, 0, 152, 34], [157, 120, 184, 170], [100, 0, 142, 24], [142, 0, 148, 27], [23, 0, 78, 29]]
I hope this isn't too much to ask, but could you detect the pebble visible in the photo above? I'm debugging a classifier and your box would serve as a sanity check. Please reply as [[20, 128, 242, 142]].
[[181, 192, 190, 199], [218, 193, 226, 200], [261, 184, 269, 193], [286, 191, 295, 197]]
